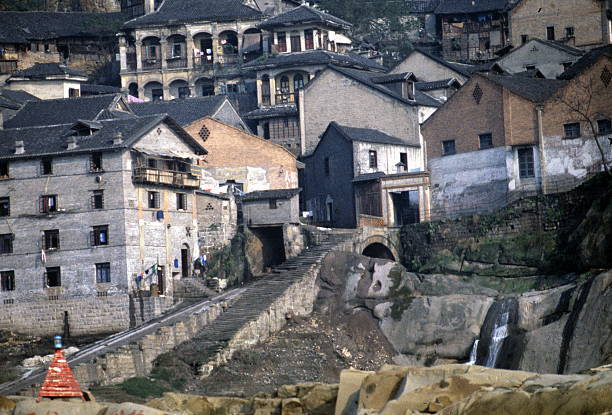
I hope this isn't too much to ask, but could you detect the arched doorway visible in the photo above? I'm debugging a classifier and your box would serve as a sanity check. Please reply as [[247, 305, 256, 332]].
[[144, 81, 163, 101], [169, 79, 190, 99], [362, 243, 395, 261], [128, 82, 139, 98], [195, 77, 214, 96]]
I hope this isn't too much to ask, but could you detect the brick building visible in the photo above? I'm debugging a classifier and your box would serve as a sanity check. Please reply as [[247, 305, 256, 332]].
[[508, 0, 611, 51], [0, 97, 207, 336]]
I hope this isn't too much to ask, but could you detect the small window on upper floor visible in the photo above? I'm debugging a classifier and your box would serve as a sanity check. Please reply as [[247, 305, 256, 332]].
[[91, 190, 104, 209], [442, 140, 456, 156], [45, 266, 61, 287], [324, 157, 330, 176], [368, 150, 378, 169], [597, 119, 611, 135], [68, 88, 80, 98], [91, 152, 103, 172], [0, 270, 14, 291], [91, 225, 109, 246], [520, 34, 528, 45], [546, 26, 555, 41], [479, 133, 493, 149], [176, 193, 187, 211], [564, 122, 581, 138], [0, 197, 9, 217], [525, 65, 536, 71], [39, 195, 57, 213], [148, 191, 160, 209], [41, 157, 53, 175], [0, 233, 13, 254], [0, 161, 8, 179], [565, 26, 575, 38], [96, 262, 111, 283], [269, 199, 278, 209], [43, 229, 60, 250], [277, 32, 287, 52], [518, 147, 535, 178]]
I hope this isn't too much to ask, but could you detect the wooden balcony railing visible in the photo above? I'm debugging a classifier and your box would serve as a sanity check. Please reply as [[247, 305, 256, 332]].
[[142, 59, 161, 70], [132, 167, 200, 188], [167, 57, 187, 68]]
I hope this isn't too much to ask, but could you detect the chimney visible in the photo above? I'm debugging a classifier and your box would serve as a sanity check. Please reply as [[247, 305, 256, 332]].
[[66, 136, 78, 150], [112, 132, 123, 145], [14, 140, 25, 154]]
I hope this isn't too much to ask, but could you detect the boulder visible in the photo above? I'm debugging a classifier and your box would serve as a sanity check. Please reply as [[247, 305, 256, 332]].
[[0, 396, 16, 415], [14, 398, 106, 415], [301, 384, 338, 415], [335, 369, 373, 415], [104, 402, 178, 415]]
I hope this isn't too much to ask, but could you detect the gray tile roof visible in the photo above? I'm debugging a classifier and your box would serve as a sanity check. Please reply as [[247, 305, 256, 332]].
[[371, 72, 414, 83], [81, 84, 122, 95], [415, 78, 460, 90], [240, 188, 301, 201], [484, 74, 567, 102], [399, 48, 480, 77], [4, 94, 132, 129], [243, 50, 386, 71], [0, 11, 126, 44], [123, 0, 261, 28], [9, 63, 87, 79], [406, 0, 441, 13], [435, 0, 509, 14], [352, 171, 386, 182], [130, 96, 228, 126], [330, 122, 420, 147], [559, 45, 612, 80], [529, 39, 584, 57], [257, 5, 351, 30], [327, 65, 442, 107], [243, 104, 298, 120], [0, 88, 39, 110]]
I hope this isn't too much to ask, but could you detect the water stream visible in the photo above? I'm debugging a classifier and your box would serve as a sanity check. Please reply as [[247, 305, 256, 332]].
[[476, 298, 517, 368], [484, 300, 511, 367], [466, 339, 479, 365]]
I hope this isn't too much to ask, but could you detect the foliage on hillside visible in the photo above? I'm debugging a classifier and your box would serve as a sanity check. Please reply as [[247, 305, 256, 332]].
[[0, 0, 118, 12]]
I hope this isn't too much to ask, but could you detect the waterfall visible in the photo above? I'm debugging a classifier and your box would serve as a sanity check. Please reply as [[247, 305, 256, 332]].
[[466, 339, 479, 365], [477, 298, 518, 368], [484, 300, 511, 367]]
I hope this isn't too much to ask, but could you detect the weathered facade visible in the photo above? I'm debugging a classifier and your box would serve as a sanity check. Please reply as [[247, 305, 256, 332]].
[[389, 48, 473, 83], [196, 191, 237, 252], [0, 102, 207, 336], [5, 63, 88, 99], [508, 0, 611, 51]]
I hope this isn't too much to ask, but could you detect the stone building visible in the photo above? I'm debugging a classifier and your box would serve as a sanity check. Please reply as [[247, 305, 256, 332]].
[[490, 38, 584, 79], [301, 122, 430, 229], [300, 65, 441, 156], [242, 4, 386, 155], [0, 11, 124, 82], [118, 0, 278, 101], [389, 48, 480, 84], [435, 0, 511, 63], [196, 191, 238, 252], [0, 106, 207, 336], [508, 0, 611, 51], [421, 46, 611, 217], [5, 63, 88, 99]]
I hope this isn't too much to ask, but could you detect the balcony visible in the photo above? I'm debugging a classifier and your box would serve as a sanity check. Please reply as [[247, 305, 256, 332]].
[[217, 54, 239, 65], [275, 92, 296, 104], [167, 57, 187, 69], [132, 167, 200, 189], [142, 58, 161, 70]]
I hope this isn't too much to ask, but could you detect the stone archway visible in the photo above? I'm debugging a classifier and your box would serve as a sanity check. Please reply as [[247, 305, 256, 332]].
[[362, 242, 395, 261], [356, 232, 401, 263]]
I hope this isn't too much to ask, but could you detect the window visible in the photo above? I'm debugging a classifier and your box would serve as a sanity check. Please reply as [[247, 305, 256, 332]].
[[91, 190, 104, 209], [176, 193, 187, 210], [269, 199, 278, 209], [277, 32, 287, 52], [91, 152, 103, 172], [546, 26, 555, 41], [518, 148, 535, 178], [564, 122, 581, 138], [0, 271, 14, 291], [152, 88, 163, 101], [148, 191, 160, 209], [41, 157, 52, 175], [399, 152, 408, 171], [226, 84, 239, 94], [442, 140, 456, 156], [597, 119, 611, 134], [0, 161, 8, 179], [45, 267, 61, 287], [68, 88, 79, 97], [0, 233, 13, 254], [96, 263, 111, 283], [0, 197, 9, 217], [479, 133, 493, 149], [293, 73, 304, 92], [262, 123, 270, 140], [39, 195, 57, 213], [290, 32, 301, 52], [521, 34, 528, 44], [43, 230, 60, 250], [91, 225, 109, 246], [178, 86, 190, 99], [368, 150, 378, 169], [324, 157, 330, 176], [305, 29, 314, 49], [525, 64, 536, 71], [172, 42, 182, 58], [147, 45, 157, 59], [565, 26, 575, 38], [562, 61, 573, 70]]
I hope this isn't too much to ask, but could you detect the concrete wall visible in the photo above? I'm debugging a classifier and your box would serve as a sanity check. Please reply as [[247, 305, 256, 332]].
[[242, 194, 300, 227], [495, 40, 582, 78], [390, 51, 469, 83], [301, 69, 421, 156], [352, 141, 422, 176], [7, 80, 83, 99]]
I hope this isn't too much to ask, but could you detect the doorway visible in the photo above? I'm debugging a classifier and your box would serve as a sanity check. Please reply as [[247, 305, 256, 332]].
[[181, 245, 190, 278], [392, 190, 420, 225]]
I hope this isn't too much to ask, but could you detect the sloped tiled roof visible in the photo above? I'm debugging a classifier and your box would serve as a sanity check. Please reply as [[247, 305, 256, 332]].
[[130, 96, 228, 126], [371, 72, 415, 83], [243, 50, 386, 71], [9, 63, 87, 79], [4, 94, 132, 129], [406, 0, 441, 13], [399, 48, 482, 78], [0, 88, 39, 110], [484, 74, 566, 102], [330, 122, 420, 147], [244, 104, 298, 120], [435, 0, 509, 14], [240, 188, 301, 201], [559, 45, 612, 80], [81, 84, 122, 95], [257, 5, 351, 30], [123, 0, 261, 28], [0, 11, 126, 43], [415, 78, 459, 91]]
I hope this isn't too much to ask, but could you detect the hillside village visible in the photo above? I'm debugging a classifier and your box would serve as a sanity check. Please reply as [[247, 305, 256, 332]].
[[0, 0, 611, 412]]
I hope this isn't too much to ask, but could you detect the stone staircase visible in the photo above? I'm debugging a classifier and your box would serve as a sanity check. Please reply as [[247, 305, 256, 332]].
[[173, 277, 217, 300]]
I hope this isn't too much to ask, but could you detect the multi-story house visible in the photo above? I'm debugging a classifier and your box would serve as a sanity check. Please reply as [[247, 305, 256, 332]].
[[421, 45, 612, 217], [242, 4, 387, 155], [5, 63, 88, 100], [118, 0, 297, 101], [0, 99, 207, 336], [508, 0, 611, 51]]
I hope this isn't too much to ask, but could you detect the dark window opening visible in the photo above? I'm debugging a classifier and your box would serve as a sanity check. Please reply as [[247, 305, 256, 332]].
[[369, 150, 378, 169], [521, 34, 528, 44], [479, 133, 493, 149], [39, 195, 57, 213], [324, 157, 330, 176], [400, 152, 408, 171], [0, 271, 14, 291], [305, 29, 314, 49], [290, 32, 301, 52], [565, 26, 574, 38], [43, 229, 60, 250], [564, 122, 581, 138], [176, 193, 187, 210], [152, 88, 163, 101], [597, 119, 611, 134], [92, 190, 104, 209], [562, 61, 573, 70], [277, 32, 287, 52], [45, 267, 61, 287], [262, 122, 270, 140], [41, 157, 53, 175], [91, 225, 109, 246], [0, 233, 13, 254], [91, 152, 103, 172], [525, 64, 536, 71], [442, 140, 456, 156], [269, 199, 277, 209], [0, 161, 8, 179], [518, 148, 535, 178], [96, 262, 111, 283], [0, 197, 9, 217], [68, 88, 79, 97], [546, 26, 555, 41], [178, 86, 190, 99], [148, 191, 160, 209]]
